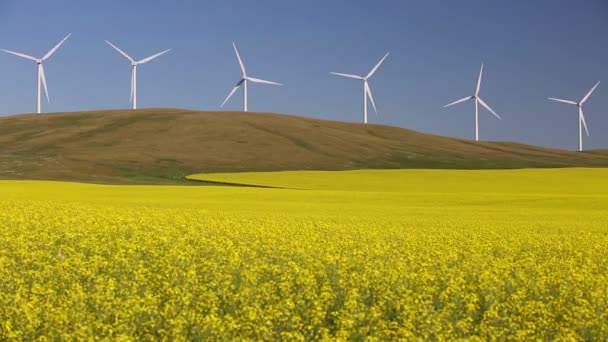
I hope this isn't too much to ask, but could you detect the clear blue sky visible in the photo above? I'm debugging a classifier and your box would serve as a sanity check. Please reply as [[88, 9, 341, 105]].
[[0, 0, 607, 150]]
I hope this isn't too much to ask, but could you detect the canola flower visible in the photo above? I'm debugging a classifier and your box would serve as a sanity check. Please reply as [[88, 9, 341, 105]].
[[1, 169, 607, 340]]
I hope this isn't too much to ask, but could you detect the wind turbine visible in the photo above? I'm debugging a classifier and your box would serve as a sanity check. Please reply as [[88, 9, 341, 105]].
[[221, 43, 283, 112], [330, 52, 389, 124], [549, 81, 600, 152], [444, 64, 502, 141], [105, 40, 171, 110], [2, 34, 71, 114]]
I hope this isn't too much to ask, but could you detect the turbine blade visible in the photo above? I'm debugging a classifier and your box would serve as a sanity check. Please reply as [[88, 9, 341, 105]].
[[247, 77, 283, 86], [105, 40, 135, 63], [580, 107, 590, 136], [40, 65, 50, 103], [221, 79, 244, 107], [2, 49, 38, 61], [330, 72, 364, 80], [443, 95, 473, 108], [476, 63, 484, 96], [365, 82, 377, 114], [581, 81, 600, 104], [366, 52, 390, 79], [477, 97, 501, 120], [137, 49, 171, 64], [233, 43, 246, 76], [43, 33, 71, 61], [548, 97, 577, 105]]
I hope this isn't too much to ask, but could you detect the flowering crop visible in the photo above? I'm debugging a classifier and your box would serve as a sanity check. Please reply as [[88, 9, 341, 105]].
[[1, 169, 607, 340]]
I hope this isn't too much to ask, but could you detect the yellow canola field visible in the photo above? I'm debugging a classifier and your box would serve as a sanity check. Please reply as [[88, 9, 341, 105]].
[[1, 169, 608, 340]]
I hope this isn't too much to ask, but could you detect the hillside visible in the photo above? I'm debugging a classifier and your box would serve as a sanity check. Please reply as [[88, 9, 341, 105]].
[[1, 108, 607, 184]]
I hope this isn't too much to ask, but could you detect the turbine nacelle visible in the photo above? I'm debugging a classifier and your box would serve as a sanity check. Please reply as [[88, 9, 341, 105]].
[[36, 59, 42, 65]]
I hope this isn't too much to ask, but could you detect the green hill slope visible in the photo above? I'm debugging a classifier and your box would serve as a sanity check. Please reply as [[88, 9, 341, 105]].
[[0, 108, 607, 184]]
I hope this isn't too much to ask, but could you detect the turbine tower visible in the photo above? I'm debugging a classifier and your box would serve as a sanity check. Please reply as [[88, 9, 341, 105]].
[[2, 34, 71, 114], [221, 43, 283, 112], [549, 81, 600, 152], [330, 52, 389, 124], [444, 64, 501, 141], [105, 40, 171, 110]]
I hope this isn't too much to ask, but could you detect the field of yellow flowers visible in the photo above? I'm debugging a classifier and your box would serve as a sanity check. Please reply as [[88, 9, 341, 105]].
[[1, 169, 607, 340]]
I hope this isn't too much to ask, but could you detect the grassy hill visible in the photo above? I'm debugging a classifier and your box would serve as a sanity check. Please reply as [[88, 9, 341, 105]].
[[1, 108, 607, 184]]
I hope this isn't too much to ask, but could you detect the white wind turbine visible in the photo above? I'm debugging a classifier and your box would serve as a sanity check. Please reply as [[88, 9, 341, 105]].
[[444, 64, 502, 141], [330, 52, 389, 124], [549, 81, 600, 152], [105, 40, 171, 110], [221, 43, 283, 112], [2, 34, 71, 114]]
